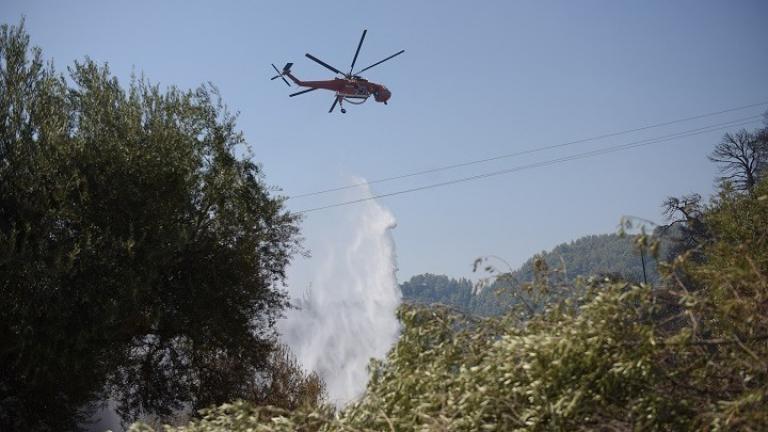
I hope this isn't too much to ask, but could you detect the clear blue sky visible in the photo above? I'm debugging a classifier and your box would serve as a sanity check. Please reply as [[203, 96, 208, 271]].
[[3, 1, 767, 280]]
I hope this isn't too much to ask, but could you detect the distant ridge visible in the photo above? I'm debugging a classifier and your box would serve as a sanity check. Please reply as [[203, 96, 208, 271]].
[[400, 233, 659, 316]]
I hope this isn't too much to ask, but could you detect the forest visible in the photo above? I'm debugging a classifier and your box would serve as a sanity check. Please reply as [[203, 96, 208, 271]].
[[2, 18, 768, 432], [401, 232, 663, 316]]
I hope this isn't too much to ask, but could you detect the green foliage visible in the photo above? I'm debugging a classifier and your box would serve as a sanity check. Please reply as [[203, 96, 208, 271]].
[[0, 21, 301, 430], [129, 401, 336, 432], [400, 273, 474, 309], [514, 233, 660, 285], [252, 344, 327, 411], [402, 233, 660, 317], [137, 180, 768, 432]]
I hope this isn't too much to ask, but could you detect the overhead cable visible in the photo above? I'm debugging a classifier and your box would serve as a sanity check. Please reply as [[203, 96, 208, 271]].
[[295, 115, 762, 214], [288, 100, 768, 199]]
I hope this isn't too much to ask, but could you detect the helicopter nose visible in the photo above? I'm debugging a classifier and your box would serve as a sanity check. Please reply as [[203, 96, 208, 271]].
[[374, 88, 391, 103]]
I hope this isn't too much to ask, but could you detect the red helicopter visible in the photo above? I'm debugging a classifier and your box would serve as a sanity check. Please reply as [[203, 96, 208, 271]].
[[271, 30, 404, 113]]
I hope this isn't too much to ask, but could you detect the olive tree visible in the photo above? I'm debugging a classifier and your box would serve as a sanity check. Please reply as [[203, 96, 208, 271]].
[[0, 21, 301, 430]]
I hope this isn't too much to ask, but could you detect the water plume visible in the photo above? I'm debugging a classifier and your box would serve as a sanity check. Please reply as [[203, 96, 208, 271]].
[[280, 181, 401, 406]]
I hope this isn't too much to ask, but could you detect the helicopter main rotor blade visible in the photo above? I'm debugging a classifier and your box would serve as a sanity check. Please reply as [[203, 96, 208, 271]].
[[271, 63, 291, 86], [329, 97, 339, 113], [349, 29, 367, 75], [305, 53, 344, 76], [354, 49, 405, 75], [289, 87, 319, 97]]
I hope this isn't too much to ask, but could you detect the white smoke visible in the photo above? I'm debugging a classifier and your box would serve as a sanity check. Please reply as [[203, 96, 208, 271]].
[[280, 181, 401, 406]]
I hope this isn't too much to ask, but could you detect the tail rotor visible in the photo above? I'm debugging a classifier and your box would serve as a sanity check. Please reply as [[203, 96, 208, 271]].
[[270, 63, 293, 87]]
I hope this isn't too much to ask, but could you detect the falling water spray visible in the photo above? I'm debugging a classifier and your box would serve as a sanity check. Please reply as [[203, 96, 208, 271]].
[[280, 181, 401, 406]]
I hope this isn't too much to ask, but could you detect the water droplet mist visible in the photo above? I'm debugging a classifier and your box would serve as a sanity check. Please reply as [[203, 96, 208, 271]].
[[280, 182, 401, 406]]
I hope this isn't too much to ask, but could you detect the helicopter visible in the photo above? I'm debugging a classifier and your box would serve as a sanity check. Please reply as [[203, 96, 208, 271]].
[[270, 29, 404, 113]]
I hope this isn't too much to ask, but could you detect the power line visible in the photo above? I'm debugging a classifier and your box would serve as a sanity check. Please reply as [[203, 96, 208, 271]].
[[295, 115, 762, 214], [288, 100, 768, 199], [296, 116, 760, 213]]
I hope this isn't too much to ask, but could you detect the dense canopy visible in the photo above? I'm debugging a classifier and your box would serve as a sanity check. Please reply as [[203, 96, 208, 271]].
[[0, 21, 301, 430]]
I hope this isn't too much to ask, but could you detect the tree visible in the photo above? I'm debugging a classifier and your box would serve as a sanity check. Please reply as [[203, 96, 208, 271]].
[[0, 21, 301, 430], [658, 193, 709, 262], [662, 120, 768, 260], [400, 273, 474, 310], [250, 344, 326, 411], [709, 127, 767, 192], [401, 234, 662, 317]]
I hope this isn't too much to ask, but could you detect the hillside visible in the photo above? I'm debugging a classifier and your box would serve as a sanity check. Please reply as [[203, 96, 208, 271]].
[[514, 233, 659, 284], [400, 233, 660, 316]]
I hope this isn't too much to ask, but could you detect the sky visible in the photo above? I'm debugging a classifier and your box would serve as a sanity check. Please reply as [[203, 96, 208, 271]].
[[3, 1, 767, 281]]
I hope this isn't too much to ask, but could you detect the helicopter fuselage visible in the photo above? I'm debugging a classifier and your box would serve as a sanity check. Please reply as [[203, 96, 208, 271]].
[[285, 72, 391, 103]]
